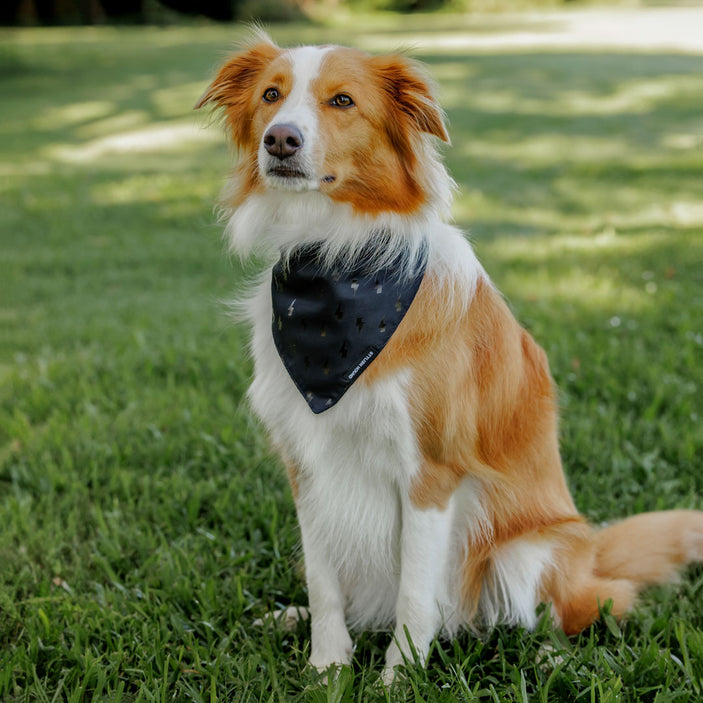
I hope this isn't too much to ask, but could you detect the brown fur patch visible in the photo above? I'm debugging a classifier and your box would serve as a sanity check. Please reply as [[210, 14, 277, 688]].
[[365, 269, 703, 631], [315, 50, 448, 215], [363, 274, 594, 620]]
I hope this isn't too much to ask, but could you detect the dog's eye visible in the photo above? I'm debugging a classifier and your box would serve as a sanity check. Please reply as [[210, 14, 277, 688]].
[[330, 94, 354, 108], [263, 88, 281, 103]]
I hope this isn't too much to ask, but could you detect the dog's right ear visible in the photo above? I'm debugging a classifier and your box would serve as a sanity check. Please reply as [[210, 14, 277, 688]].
[[195, 34, 280, 145]]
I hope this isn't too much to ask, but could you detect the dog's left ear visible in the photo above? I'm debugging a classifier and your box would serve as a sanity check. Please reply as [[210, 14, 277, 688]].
[[369, 54, 450, 144]]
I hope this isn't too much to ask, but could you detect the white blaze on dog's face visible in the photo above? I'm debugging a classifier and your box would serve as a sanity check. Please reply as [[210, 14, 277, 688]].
[[196, 35, 449, 216], [256, 46, 330, 193]]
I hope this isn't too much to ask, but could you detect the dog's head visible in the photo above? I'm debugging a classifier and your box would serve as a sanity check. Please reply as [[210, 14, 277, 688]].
[[197, 33, 449, 217]]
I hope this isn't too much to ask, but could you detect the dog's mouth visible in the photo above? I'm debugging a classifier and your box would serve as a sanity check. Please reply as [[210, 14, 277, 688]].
[[267, 166, 308, 180]]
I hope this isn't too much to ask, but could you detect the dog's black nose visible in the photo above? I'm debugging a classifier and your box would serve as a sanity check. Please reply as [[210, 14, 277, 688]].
[[263, 124, 304, 159]]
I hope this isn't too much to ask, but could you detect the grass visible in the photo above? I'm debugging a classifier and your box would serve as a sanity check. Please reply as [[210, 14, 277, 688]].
[[1, 12, 702, 702]]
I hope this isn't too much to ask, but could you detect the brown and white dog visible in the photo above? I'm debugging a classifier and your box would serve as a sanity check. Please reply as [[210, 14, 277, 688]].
[[197, 32, 703, 682]]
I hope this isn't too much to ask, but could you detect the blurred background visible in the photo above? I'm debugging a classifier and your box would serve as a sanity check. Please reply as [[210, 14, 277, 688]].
[[0, 0, 663, 25], [5, 0, 487, 25]]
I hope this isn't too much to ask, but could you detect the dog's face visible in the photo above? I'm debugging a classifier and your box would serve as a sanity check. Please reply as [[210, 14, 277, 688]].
[[197, 36, 449, 215]]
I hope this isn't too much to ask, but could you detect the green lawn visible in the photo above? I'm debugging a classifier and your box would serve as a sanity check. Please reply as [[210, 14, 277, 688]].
[[1, 14, 702, 702]]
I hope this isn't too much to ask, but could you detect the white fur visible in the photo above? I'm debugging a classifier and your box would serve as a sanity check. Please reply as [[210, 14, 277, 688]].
[[225, 190, 482, 305], [382, 496, 455, 681], [480, 539, 554, 629], [258, 46, 331, 193], [226, 43, 550, 675], [249, 277, 416, 629], [242, 215, 549, 671]]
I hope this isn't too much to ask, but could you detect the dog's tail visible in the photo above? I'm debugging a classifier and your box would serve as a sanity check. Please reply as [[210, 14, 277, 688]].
[[594, 509, 703, 586], [552, 510, 703, 634]]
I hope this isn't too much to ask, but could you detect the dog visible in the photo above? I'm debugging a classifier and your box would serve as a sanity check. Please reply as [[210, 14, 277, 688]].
[[197, 32, 703, 682]]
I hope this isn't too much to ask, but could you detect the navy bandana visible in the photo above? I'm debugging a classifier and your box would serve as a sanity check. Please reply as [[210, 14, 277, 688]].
[[271, 242, 428, 414]]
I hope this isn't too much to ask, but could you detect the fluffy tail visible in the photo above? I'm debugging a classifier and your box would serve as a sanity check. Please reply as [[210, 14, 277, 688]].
[[551, 510, 703, 635], [595, 509, 703, 585]]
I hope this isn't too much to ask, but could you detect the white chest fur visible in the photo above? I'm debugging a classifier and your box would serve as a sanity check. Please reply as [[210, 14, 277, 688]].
[[247, 277, 421, 628]]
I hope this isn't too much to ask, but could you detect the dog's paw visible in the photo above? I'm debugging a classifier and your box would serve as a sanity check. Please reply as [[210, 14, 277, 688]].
[[253, 606, 310, 631], [309, 649, 353, 674], [380, 665, 400, 687], [381, 642, 408, 687], [309, 631, 354, 674], [305, 661, 356, 690]]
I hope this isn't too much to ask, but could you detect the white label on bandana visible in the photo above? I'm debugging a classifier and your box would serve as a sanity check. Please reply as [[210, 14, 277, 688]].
[[347, 349, 375, 382]]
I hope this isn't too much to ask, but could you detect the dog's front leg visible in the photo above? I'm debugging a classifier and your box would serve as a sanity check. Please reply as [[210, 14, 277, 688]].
[[383, 496, 453, 684], [297, 503, 353, 673]]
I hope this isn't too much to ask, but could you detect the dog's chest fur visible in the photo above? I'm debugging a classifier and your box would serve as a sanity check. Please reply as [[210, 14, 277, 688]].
[[247, 277, 425, 627]]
